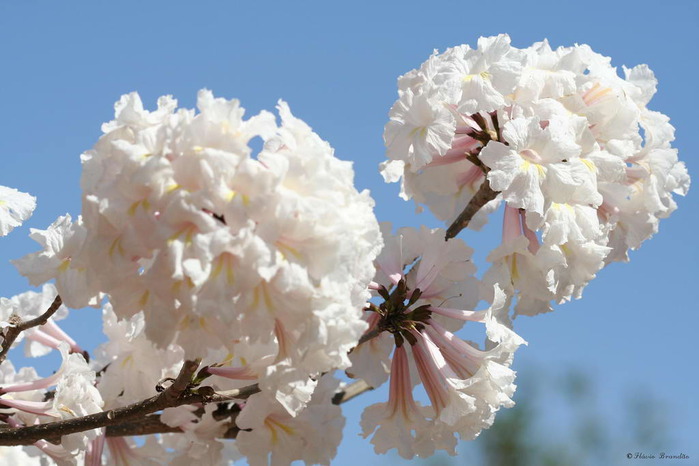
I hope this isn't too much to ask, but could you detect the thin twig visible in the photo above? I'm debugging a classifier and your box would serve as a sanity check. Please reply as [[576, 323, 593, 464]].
[[445, 178, 499, 240], [0, 295, 63, 365]]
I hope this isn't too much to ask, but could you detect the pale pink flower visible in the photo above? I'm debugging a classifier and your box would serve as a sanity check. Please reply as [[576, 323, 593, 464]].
[[353, 225, 524, 458]]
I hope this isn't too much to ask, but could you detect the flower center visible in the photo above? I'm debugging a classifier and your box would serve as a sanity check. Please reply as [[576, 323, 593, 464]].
[[373, 278, 433, 346]]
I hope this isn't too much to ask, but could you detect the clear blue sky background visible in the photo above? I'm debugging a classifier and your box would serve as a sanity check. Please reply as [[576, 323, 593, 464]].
[[0, 1, 696, 464]]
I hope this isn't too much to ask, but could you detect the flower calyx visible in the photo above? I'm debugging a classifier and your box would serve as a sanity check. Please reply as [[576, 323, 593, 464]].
[[372, 279, 432, 347]]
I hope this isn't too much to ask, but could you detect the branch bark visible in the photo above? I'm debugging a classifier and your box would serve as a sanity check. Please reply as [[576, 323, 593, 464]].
[[0, 295, 63, 364], [0, 377, 373, 445], [445, 178, 499, 240], [0, 359, 202, 446]]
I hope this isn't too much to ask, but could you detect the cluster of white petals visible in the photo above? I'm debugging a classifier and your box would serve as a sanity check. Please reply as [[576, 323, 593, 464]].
[[382, 34, 689, 314], [0, 342, 103, 461], [349, 224, 525, 458], [235, 374, 344, 465], [0, 90, 386, 464], [93, 304, 184, 408], [0, 284, 83, 357], [13, 90, 382, 412]]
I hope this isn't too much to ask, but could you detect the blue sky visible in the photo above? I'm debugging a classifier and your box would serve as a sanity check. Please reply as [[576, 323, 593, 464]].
[[0, 1, 696, 464]]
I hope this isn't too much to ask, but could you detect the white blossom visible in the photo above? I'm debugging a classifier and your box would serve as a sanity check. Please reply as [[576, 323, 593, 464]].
[[381, 35, 688, 316], [0, 186, 36, 237], [353, 225, 525, 458]]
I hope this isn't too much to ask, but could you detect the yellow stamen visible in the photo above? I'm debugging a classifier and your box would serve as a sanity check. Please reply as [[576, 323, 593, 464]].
[[120, 354, 134, 368], [58, 259, 71, 272], [509, 254, 519, 281], [463, 70, 491, 82], [59, 406, 77, 416], [581, 158, 596, 172], [265, 417, 296, 445], [276, 241, 302, 261], [138, 290, 149, 307], [108, 238, 121, 257], [408, 126, 428, 139]]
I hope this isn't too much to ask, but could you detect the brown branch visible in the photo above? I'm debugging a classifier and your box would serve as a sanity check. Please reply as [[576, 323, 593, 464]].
[[0, 295, 63, 364], [0, 359, 201, 446], [103, 378, 370, 439], [0, 377, 372, 445], [444, 110, 510, 241], [0, 359, 371, 445], [105, 401, 243, 438], [104, 414, 183, 437], [445, 177, 499, 240]]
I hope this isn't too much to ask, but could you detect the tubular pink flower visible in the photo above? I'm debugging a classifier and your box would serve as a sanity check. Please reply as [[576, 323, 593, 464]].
[[1, 367, 63, 393], [386, 345, 419, 421], [418, 284, 450, 301], [375, 241, 405, 287], [425, 136, 481, 168], [34, 439, 72, 463], [502, 204, 539, 253], [0, 398, 54, 416], [456, 163, 485, 190], [519, 209, 540, 254], [207, 365, 257, 381], [410, 331, 452, 417], [414, 247, 447, 293], [25, 328, 63, 351], [502, 203, 522, 243], [424, 320, 487, 379], [413, 241, 465, 300], [365, 311, 380, 333], [39, 319, 84, 355], [368, 281, 381, 291], [85, 429, 105, 466], [6, 417, 76, 463], [106, 437, 137, 465]]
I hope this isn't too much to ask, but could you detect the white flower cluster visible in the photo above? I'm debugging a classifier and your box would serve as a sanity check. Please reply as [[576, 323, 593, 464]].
[[0, 284, 82, 357], [5, 91, 383, 463], [0, 35, 689, 466], [0, 340, 103, 459], [382, 34, 689, 314], [15, 90, 381, 389]]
